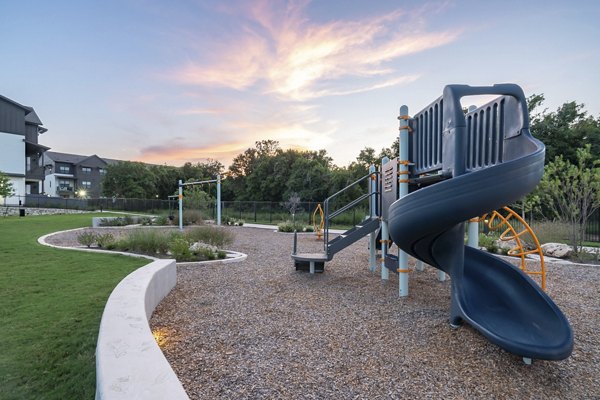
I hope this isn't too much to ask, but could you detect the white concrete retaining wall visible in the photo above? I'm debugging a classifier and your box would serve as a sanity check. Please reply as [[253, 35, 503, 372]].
[[95, 259, 189, 400]]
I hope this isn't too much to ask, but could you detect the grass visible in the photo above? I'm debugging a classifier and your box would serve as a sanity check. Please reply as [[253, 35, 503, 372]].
[[0, 213, 147, 400]]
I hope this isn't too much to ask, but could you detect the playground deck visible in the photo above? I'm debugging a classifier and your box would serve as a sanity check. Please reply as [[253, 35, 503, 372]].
[[150, 226, 600, 399]]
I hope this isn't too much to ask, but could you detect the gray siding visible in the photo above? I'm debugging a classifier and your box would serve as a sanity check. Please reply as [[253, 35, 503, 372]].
[[0, 100, 27, 135]]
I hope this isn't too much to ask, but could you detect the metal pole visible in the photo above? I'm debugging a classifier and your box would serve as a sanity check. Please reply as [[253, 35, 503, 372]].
[[368, 164, 377, 273], [217, 174, 221, 226], [178, 179, 183, 231], [381, 220, 389, 280], [465, 104, 479, 272], [468, 218, 479, 248], [398, 105, 409, 296]]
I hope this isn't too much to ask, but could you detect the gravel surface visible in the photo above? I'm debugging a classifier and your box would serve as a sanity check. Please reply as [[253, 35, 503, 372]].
[[147, 227, 599, 399]]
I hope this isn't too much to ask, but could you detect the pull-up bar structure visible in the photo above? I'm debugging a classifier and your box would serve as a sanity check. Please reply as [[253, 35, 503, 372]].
[[178, 175, 221, 230]]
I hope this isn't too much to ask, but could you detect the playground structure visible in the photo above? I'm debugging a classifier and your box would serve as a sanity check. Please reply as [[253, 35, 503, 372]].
[[177, 176, 222, 230], [292, 84, 573, 363]]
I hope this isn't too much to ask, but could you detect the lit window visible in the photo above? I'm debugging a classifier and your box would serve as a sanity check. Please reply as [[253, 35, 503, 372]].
[[59, 166, 70, 173], [99, 168, 106, 175], [81, 181, 92, 189], [82, 167, 92, 174]]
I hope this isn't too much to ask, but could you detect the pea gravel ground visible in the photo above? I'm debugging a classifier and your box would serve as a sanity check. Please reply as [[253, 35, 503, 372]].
[[149, 226, 599, 399]]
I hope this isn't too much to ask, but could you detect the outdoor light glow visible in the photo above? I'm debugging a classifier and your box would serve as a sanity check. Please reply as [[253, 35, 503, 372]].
[[78, 190, 87, 197], [152, 328, 169, 349]]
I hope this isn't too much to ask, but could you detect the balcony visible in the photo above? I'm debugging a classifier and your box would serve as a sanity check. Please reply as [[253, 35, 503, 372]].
[[58, 185, 74, 193]]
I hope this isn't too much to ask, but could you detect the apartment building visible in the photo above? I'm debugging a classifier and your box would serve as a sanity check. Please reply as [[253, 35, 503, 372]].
[[44, 152, 119, 198], [0, 94, 49, 205]]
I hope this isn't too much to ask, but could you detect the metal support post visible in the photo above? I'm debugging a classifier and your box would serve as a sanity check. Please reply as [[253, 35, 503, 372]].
[[178, 180, 183, 231], [468, 217, 479, 249], [217, 174, 222, 226], [368, 164, 378, 272], [415, 260, 425, 271], [369, 233, 377, 273], [381, 220, 389, 280], [398, 105, 410, 296]]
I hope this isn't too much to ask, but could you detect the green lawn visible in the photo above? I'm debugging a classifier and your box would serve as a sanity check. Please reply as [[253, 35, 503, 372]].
[[0, 213, 147, 400]]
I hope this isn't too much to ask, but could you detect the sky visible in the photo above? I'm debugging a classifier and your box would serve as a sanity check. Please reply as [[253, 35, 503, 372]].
[[1, 0, 599, 169]]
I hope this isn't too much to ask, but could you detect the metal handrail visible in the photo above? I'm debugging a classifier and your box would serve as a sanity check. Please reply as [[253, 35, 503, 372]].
[[323, 172, 379, 251]]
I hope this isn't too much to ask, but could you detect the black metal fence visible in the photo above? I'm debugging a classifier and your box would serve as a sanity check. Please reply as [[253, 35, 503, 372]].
[[6, 195, 600, 242]]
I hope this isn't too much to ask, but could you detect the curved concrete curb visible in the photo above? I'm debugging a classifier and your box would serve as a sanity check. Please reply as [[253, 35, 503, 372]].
[[38, 229, 189, 400], [95, 259, 188, 400]]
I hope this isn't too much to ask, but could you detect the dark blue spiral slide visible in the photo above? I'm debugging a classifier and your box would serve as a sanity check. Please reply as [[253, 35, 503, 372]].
[[388, 86, 573, 360]]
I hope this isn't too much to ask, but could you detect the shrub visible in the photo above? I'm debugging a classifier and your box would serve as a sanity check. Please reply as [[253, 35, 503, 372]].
[[173, 209, 204, 226], [225, 217, 244, 226], [98, 216, 137, 227], [95, 233, 114, 248], [76, 232, 96, 248], [168, 238, 194, 261], [278, 220, 295, 232], [126, 229, 170, 255], [154, 215, 168, 226], [185, 226, 233, 248], [217, 250, 227, 259], [140, 216, 153, 226], [303, 225, 314, 232], [478, 233, 499, 253]]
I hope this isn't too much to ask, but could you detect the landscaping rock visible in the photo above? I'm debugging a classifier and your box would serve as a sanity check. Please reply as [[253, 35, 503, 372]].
[[541, 242, 573, 258], [495, 238, 517, 252]]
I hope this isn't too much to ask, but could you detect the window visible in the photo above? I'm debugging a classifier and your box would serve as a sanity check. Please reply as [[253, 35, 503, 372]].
[[82, 167, 92, 174], [99, 168, 106, 175], [58, 180, 73, 192], [59, 165, 70, 174], [81, 181, 92, 189]]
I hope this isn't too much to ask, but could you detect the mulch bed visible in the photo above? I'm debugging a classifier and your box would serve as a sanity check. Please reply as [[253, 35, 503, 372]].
[[149, 227, 600, 399]]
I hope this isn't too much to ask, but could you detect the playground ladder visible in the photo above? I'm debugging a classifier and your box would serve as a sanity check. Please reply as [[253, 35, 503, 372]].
[[292, 172, 380, 270]]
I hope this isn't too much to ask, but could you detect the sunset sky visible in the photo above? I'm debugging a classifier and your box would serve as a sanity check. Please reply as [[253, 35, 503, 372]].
[[1, 0, 598, 168]]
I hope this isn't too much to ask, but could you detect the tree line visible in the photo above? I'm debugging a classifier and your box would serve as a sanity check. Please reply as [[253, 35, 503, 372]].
[[101, 138, 398, 205]]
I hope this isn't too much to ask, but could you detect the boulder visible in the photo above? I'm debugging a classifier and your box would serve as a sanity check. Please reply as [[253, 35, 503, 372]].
[[541, 243, 573, 259], [496, 238, 518, 252]]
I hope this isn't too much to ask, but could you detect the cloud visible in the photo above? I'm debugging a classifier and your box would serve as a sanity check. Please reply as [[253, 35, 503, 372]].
[[169, 1, 460, 101], [137, 140, 248, 166], [150, 1, 461, 168]]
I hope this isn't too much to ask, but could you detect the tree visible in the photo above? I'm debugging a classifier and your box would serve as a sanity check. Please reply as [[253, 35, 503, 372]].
[[102, 161, 156, 198], [529, 94, 600, 164], [537, 145, 600, 254], [285, 156, 330, 202], [180, 159, 223, 182], [0, 171, 14, 203], [149, 165, 180, 199]]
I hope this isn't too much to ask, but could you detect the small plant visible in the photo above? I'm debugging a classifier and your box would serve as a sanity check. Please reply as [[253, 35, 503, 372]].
[[126, 229, 170, 255], [173, 209, 204, 226], [303, 225, 314, 232], [98, 216, 137, 227], [478, 233, 499, 253], [140, 216, 153, 226], [278, 220, 295, 233], [217, 250, 227, 259], [95, 233, 114, 248], [77, 232, 97, 248], [168, 238, 194, 261], [154, 215, 168, 226], [185, 226, 233, 248]]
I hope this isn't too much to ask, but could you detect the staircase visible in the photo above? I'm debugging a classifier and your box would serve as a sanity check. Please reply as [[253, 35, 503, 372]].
[[292, 171, 380, 272]]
